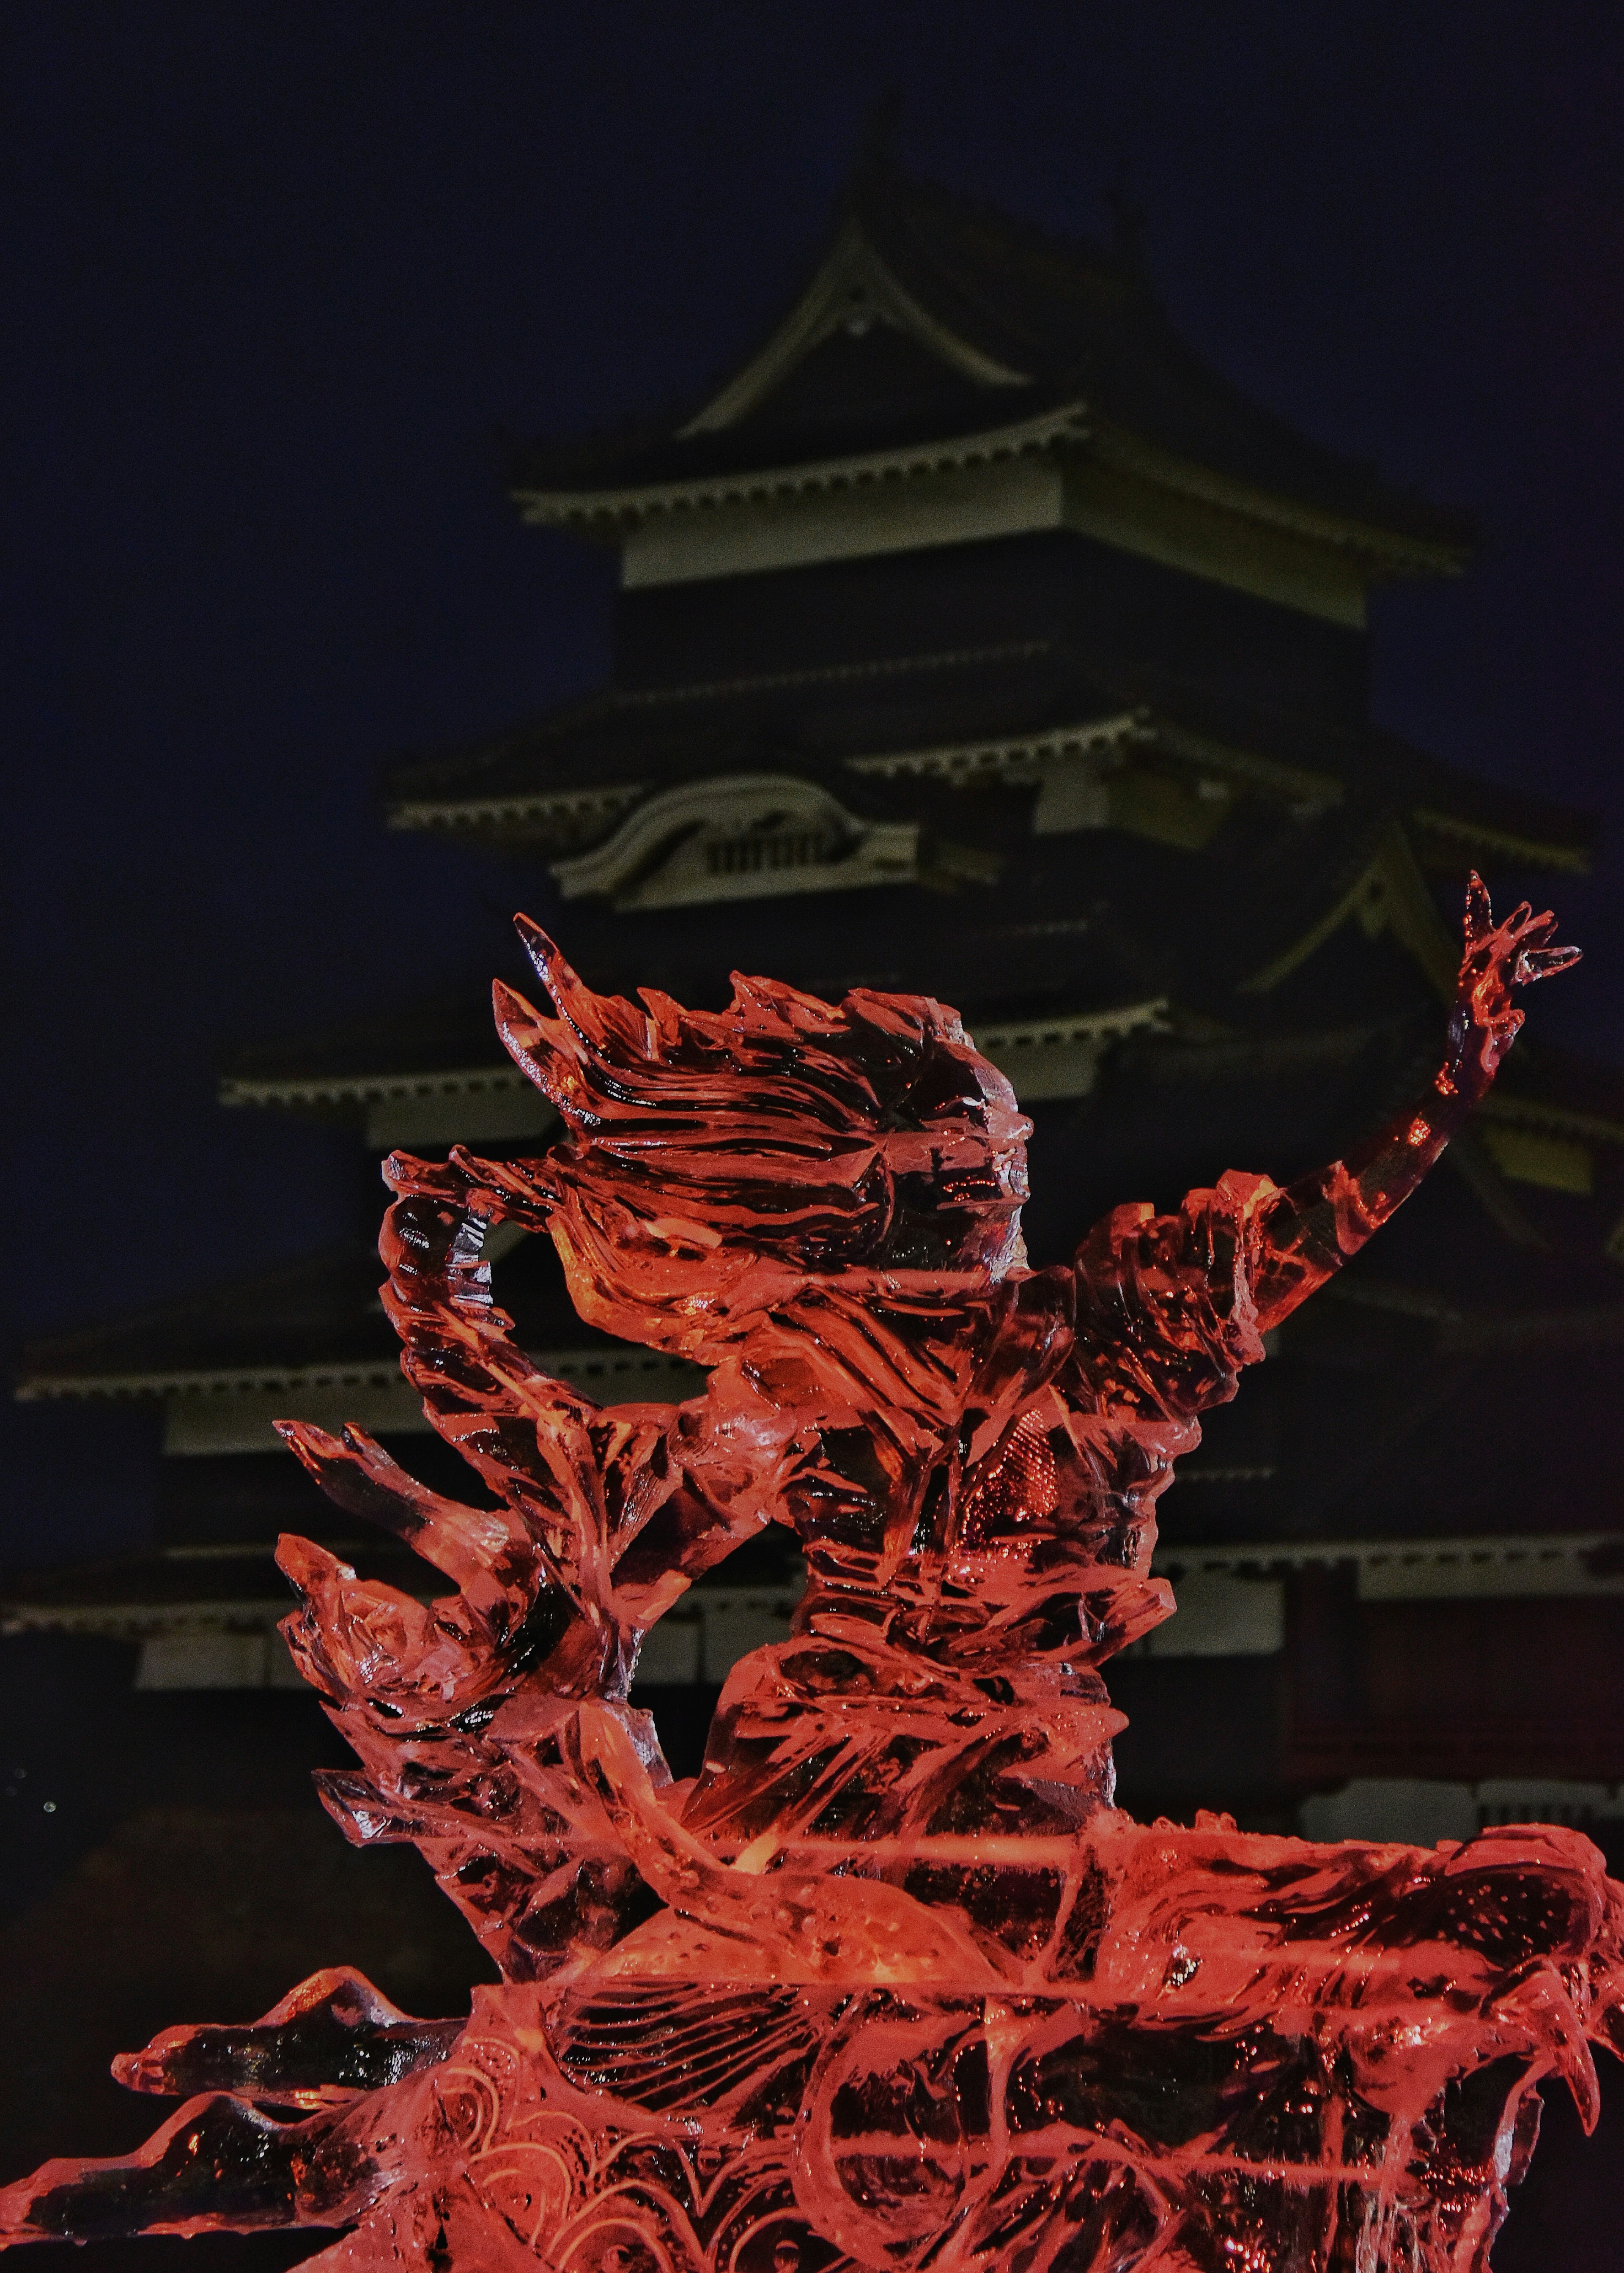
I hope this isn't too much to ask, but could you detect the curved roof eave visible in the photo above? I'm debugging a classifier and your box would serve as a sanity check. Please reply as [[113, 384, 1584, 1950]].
[[512, 399, 1092, 525], [513, 398, 1470, 577]]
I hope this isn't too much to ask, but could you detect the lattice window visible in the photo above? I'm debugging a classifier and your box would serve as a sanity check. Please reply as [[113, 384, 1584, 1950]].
[[704, 828, 842, 877]]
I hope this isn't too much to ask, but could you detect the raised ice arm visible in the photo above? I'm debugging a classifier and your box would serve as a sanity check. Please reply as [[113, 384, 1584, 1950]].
[[1248, 876, 1579, 1333], [1073, 879, 1577, 1420]]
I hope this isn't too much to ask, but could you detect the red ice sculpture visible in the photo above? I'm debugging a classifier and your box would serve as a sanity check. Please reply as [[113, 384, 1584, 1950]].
[[5, 880, 1619, 2272]]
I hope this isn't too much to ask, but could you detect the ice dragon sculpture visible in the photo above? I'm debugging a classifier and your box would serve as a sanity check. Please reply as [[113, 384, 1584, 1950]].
[[5, 879, 1619, 2273]]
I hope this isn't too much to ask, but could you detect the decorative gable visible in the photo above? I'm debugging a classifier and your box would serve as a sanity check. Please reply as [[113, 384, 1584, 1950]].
[[548, 773, 919, 909], [679, 217, 1029, 439]]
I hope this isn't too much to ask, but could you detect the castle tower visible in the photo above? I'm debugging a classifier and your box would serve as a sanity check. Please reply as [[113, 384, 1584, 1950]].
[[14, 157, 1624, 1833]]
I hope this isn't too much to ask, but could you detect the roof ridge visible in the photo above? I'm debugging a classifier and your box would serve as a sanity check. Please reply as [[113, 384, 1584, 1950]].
[[858, 161, 1126, 307], [510, 161, 1473, 553]]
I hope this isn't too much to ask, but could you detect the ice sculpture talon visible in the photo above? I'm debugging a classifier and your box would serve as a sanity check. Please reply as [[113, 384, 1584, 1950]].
[[4, 883, 1615, 2272]]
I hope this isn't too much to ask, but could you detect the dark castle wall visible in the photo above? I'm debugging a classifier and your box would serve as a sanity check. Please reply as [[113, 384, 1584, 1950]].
[[613, 531, 1371, 724]]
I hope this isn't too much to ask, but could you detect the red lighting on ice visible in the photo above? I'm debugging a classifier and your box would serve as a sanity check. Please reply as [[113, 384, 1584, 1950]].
[[4, 881, 1615, 2273]]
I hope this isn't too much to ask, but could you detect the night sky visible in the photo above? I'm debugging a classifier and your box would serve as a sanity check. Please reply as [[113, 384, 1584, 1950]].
[[6, 2, 1623, 1575]]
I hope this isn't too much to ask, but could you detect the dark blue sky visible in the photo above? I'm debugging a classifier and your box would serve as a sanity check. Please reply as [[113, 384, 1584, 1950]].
[[6, 2, 1622, 1566]]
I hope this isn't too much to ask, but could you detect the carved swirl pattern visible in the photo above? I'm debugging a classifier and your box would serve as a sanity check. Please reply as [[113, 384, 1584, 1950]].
[[3, 889, 1613, 2273]]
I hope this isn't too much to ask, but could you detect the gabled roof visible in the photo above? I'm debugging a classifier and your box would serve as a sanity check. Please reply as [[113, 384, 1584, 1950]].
[[383, 642, 1595, 874], [511, 162, 1472, 562], [385, 640, 1072, 824]]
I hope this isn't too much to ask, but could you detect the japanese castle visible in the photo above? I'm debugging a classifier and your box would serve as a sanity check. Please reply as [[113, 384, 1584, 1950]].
[[13, 151, 1624, 1848]]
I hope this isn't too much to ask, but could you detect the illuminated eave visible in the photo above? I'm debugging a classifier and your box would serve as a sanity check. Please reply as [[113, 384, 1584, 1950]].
[[18, 1344, 710, 1458], [16, 1346, 701, 1406], [10, 1535, 1622, 1659], [1411, 803, 1592, 877], [386, 707, 1341, 851], [514, 402, 1468, 584], [217, 1063, 555, 1150], [513, 400, 1093, 528], [219, 1063, 532, 1113], [845, 710, 1147, 785], [1084, 419, 1471, 581], [387, 779, 644, 841]]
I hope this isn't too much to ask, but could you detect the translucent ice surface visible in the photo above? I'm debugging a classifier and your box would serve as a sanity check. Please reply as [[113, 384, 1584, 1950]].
[[6, 886, 1613, 2273]]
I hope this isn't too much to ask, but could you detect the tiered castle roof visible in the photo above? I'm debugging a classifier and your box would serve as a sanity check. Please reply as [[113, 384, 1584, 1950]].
[[12, 159, 1624, 1793]]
